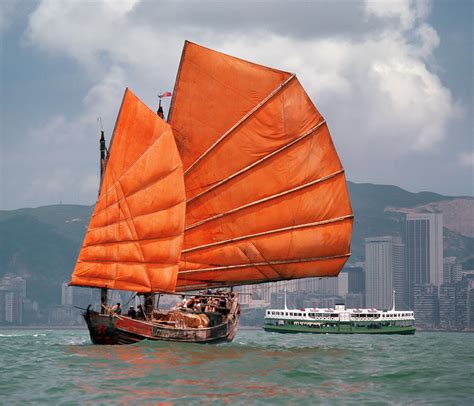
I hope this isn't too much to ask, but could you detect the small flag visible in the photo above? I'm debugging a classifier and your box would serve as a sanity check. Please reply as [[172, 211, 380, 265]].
[[158, 92, 172, 98]]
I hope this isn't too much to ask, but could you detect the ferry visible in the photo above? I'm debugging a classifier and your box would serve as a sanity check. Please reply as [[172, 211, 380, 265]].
[[264, 291, 415, 335]]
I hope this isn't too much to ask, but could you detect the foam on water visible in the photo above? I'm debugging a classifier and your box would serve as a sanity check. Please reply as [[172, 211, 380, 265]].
[[0, 329, 473, 404]]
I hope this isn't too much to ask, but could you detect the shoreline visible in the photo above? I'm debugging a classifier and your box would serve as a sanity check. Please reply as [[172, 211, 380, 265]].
[[1, 325, 472, 333]]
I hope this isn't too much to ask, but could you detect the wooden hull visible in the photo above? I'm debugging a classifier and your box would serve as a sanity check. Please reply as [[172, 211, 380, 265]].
[[83, 305, 240, 345]]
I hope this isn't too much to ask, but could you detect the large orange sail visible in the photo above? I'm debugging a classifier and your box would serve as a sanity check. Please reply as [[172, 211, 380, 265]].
[[169, 42, 353, 291], [70, 89, 186, 293]]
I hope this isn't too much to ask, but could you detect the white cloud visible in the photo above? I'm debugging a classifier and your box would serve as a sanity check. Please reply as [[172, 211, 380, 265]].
[[365, 0, 431, 31], [218, 29, 459, 150], [0, 1, 18, 33], [15, 0, 466, 207]]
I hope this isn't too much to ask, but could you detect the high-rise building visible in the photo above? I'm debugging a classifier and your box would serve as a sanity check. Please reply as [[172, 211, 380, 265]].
[[443, 257, 462, 284], [1, 276, 26, 325], [346, 266, 365, 299], [5, 291, 23, 324], [413, 284, 439, 329], [406, 213, 443, 308], [365, 236, 405, 310], [338, 272, 349, 297]]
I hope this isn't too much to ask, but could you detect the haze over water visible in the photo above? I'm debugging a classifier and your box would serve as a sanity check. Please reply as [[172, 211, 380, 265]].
[[1, 329, 473, 404]]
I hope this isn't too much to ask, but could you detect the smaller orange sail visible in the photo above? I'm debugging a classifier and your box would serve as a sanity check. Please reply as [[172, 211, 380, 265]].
[[70, 89, 186, 293]]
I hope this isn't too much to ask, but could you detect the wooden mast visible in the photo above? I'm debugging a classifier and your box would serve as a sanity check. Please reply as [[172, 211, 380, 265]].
[[99, 122, 108, 314]]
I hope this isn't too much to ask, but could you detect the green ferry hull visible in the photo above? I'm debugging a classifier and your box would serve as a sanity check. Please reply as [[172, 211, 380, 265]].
[[263, 324, 416, 335]]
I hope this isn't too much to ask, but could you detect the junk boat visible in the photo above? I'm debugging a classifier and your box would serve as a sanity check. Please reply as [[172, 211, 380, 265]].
[[264, 290, 415, 335], [68, 41, 354, 344], [84, 292, 240, 344]]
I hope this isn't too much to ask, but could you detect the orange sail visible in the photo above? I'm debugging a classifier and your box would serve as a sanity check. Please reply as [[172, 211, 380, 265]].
[[169, 42, 353, 291], [70, 89, 186, 293]]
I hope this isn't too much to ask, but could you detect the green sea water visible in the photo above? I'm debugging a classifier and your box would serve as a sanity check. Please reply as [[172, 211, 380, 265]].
[[1, 328, 473, 405]]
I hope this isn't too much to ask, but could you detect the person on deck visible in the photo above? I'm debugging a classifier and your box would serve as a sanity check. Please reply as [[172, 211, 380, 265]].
[[127, 306, 136, 318], [111, 303, 122, 315], [185, 297, 195, 309], [136, 304, 145, 319]]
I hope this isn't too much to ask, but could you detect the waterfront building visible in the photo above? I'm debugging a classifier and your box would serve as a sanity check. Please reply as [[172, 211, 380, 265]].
[[439, 284, 456, 330], [5, 291, 22, 324], [469, 280, 474, 329], [406, 213, 443, 308], [365, 236, 405, 310], [443, 257, 462, 284], [413, 284, 439, 329], [344, 293, 364, 309], [237, 273, 349, 307], [347, 266, 365, 296], [235, 280, 296, 305], [0, 276, 26, 325], [455, 279, 469, 330], [0, 288, 6, 323], [338, 271, 349, 297], [61, 282, 74, 305]]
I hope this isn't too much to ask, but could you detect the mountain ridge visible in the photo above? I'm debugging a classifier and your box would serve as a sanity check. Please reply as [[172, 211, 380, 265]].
[[1, 181, 473, 308]]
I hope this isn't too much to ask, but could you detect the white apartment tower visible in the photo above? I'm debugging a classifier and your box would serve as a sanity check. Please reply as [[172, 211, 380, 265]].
[[61, 282, 74, 306], [365, 236, 405, 310], [406, 213, 443, 308]]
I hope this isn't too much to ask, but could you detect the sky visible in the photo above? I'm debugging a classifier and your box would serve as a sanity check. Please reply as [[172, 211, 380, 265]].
[[0, 0, 472, 210]]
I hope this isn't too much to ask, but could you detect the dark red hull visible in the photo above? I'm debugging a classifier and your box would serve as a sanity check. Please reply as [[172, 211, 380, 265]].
[[83, 303, 240, 345]]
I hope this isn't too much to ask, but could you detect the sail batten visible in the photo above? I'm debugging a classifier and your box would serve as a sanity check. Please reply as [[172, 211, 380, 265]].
[[88, 199, 184, 233], [76, 232, 183, 248], [180, 254, 352, 274], [185, 169, 346, 231], [183, 215, 354, 254]]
